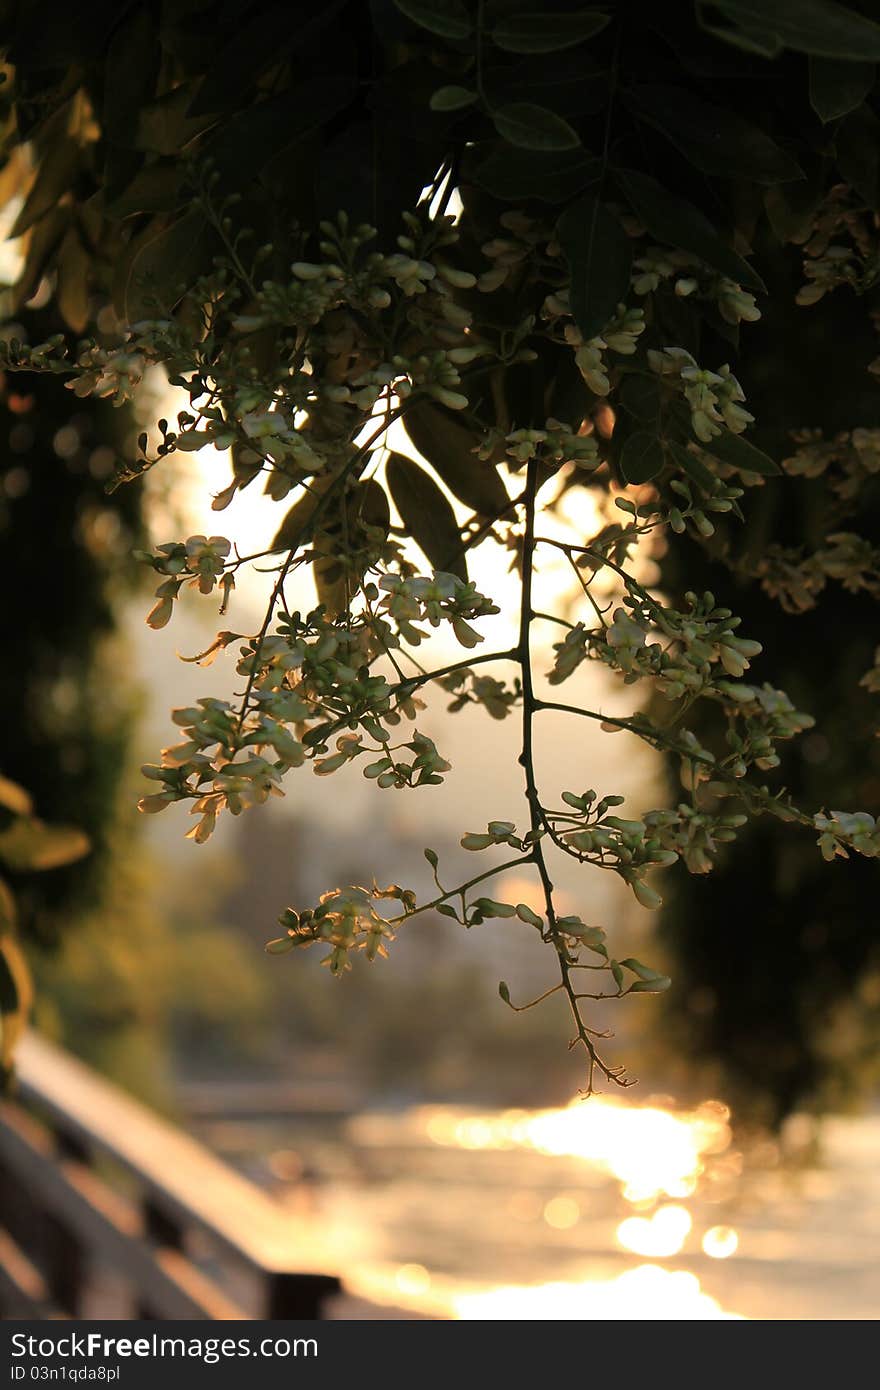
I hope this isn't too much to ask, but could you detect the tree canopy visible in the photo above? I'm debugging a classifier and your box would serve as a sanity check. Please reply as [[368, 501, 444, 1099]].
[[1, 0, 879, 1101]]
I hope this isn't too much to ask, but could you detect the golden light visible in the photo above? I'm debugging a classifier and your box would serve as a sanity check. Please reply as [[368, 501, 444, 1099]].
[[418, 1096, 731, 1203], [453, 1118, 495, 1150], [703, 1225, 739, 1259], [395, 1263, 432, 1298], [542, 1195, 580, 1230], [452, 1266, 740, 1321], [616, 1204, 692, 1257]]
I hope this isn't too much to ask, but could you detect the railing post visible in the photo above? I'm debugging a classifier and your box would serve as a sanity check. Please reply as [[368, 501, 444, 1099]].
[[137, 1198, 186, 1318], [44, 1124, 90, 1314], [265, 1271, 341, 1319], [43, 1212, 84, 1315]]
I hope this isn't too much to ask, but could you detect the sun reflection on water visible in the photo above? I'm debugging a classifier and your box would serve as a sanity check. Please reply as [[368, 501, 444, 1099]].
[[345, 1261, 740, 1320], [421, 1094, 732, 1202], [336, 1093, 743, 1318], [452, 1266, 740, 1320], [617, 1204, 692, 1257]]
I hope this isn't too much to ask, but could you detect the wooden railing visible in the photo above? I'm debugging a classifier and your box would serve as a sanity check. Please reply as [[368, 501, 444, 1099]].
[[0, 1032, 341, 1320]]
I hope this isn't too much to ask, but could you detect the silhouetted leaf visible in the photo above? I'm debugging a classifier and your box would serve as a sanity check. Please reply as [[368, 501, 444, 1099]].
[[665, 439, 718, 493], [620, 375, 662, 421], [393, 0, 472, 39], [628, 85, 803, 182], [135, 85, 217, 154], [620, 431, 665, 484], [711, 0, 880, 59], [118, 210, 214, 321], [315, 483, 390, 614], [471, 143, 601, 201], [102, 4, 157, 152], [13, 207, 69, 311], [9, 124, 78, 237], [809, 56, 874, 121], [56, 226, 91, 332], [271, 478, 331, 551], [429, 85, 477, 112], [492, 103, 581, 151], [104, 163, 183, 219], [386, 452, 467, 580], [491, 10, 610, 54], [404, 399, 509, 516], [702, 430, 781, 476], [616, 169, 766, 292], [556, 196, 632, 340], [202, 77, 356, 184]]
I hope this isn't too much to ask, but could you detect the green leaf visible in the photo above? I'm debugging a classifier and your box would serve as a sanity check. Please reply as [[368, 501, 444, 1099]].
[[423, 847, 439, 867], [386, 452, 468, 580], [701, 430, 782, 476], [515, 903, 543, 928], [556, 196, 632, 340], [699, 15, 782, 57], [809, 56, 874, 122], [711, 0, 880, 59], [492, 103, 581, 151], [620, 431, 665, 484], [265, 936, 296, 954], [404, 398, 509, 516], [482, 43, 609, 115], [0, 819, 90, 872], [471, 144, 601, 202], [620, 956, 668, 982], [491, 9, 610, 54], [498, 980, 511, 1004], [393, 0, 472, 39], [477, 898, 517, 918], [627, 85, 804, 183], [629, 975, 672, 993], [615, 169, 766, 293], [429, 85, 478, 112], [665, 440, 718, 493]]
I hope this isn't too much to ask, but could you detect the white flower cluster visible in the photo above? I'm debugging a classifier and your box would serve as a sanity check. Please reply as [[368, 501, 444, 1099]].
[[648, 347, 752, 443]]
